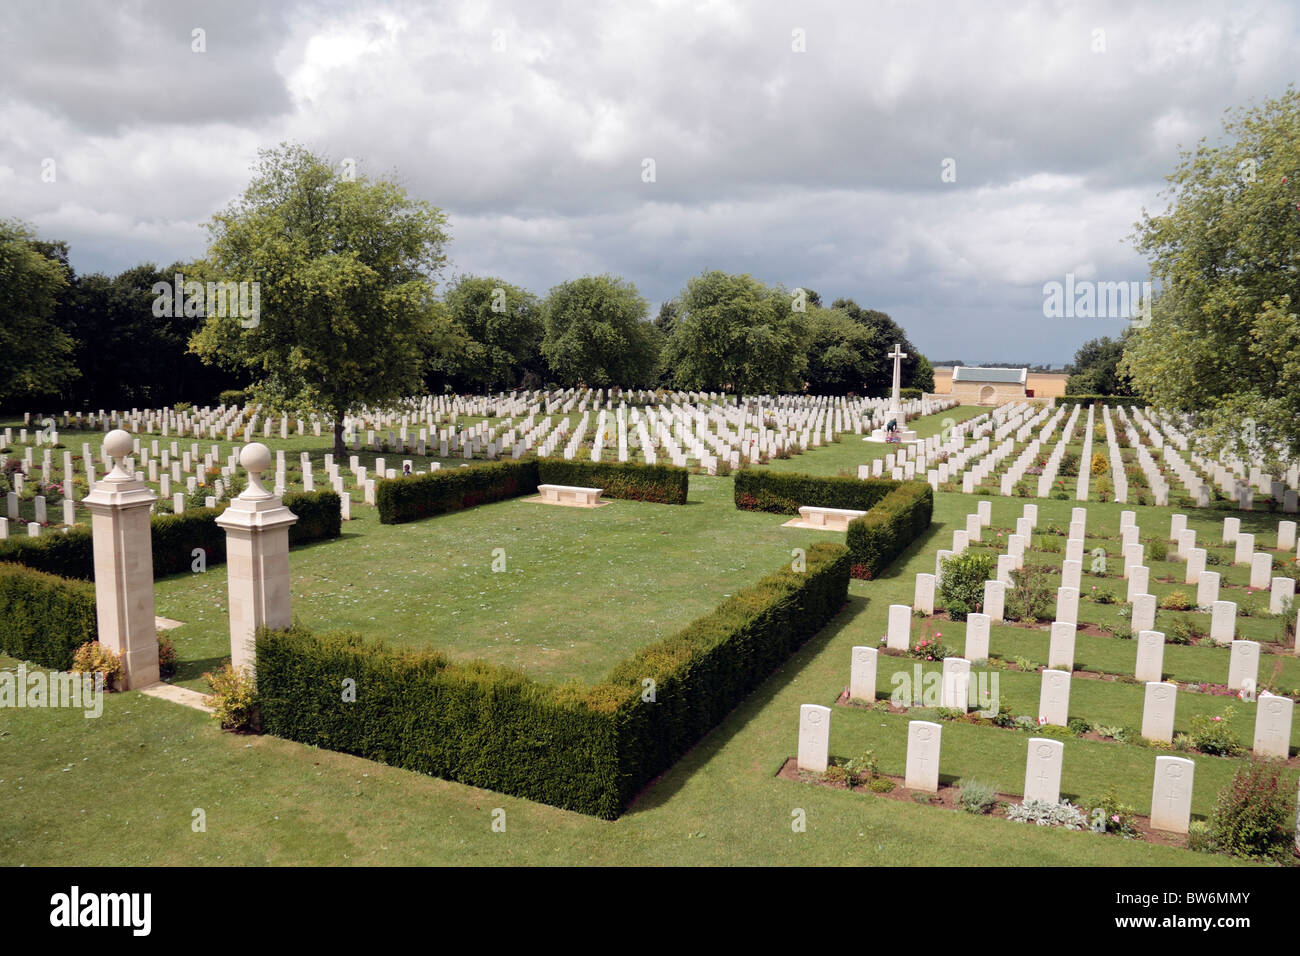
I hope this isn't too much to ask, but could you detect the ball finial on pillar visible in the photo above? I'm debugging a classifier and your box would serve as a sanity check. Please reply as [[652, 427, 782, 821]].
[[239, 442, 273, 499], [103, 429, 134, 480]]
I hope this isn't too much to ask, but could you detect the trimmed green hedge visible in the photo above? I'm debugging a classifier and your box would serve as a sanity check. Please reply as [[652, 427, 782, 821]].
[[376, 461, 539, 524], [845, 481, 933, 579], [256, 542, 850, 818], [537, 459, 689, 504], [1058, 395, 1144, 408], [734, 469, 899, 515], [284, 490, 343, 545], [0, 490, 342, 580], [0, 562, 98, 669]]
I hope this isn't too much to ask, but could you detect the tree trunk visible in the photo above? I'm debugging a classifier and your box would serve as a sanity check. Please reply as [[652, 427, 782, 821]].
[[333, 418, 346, 461]]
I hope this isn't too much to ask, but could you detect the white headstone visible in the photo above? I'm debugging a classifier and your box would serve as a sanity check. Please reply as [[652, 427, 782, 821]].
[[797, 704, 832, 773], [1227, 640, 1260, 692], [1197, 571, 1221, 609], [1061, 559, 1082, 591], [887, 604, 911, 650], [1023, 737, 1064, 804], [965, 512, 982, 543], [1048, 621, 1076, 671], [1023, 503, 1038, 528], [964, 612, 991, 662], [1278, 520, 1298, 552], [849, 646, 878, 703], [1222, 516, 1240, 544], [1038, 669, 1070, 726], [1250, 552, 1273, 590], [941, 657, 971, 711], [1234, 532, 1256, 567], [1055, 586, 1079, 626], [1150, 756, 1194, 834], [1169, 513, 1187, 542], [905, 721, 942, 793], [1131, 593, 1157, 634], [1183, 547, 1206, 586], [1126, 565, 1149, 604], [1210, 600, 1237, 645], [1253, 692, 1294, 759], [1141, 682, 1177, 744], [1271, 576, 1296, 616], [1135, 630, 1166, 683], [913, 573, 935, 615], [935, 549, 953, 583], [995, 553, 1015, 586], [983, 580, 1006, 623]]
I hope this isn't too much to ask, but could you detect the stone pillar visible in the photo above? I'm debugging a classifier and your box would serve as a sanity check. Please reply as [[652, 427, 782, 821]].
[[82, 429, 159, 690], [215, 443, 298, 677]]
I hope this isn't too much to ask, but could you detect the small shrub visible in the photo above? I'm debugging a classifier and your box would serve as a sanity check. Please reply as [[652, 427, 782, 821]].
[[911, 791, 934, 804], [1190, 706, 1243, 756], [938, 550, 995, 621], [868, 777, 896, 793], [1168, 618, 1201, 645], [1007, 799, 1087, 829], [1085, 784, 1141, 838], [1013, 656, 1037, 672], [823, 764, 850, 786], [1203, 759, 1296, 860], [1067, 717, 1091, 736], [1013, 715, 1038, 730], [1092, 587, 1117, 605], [957, 779, 1000, 815], [203, 661, 259, 731], [71, 641, 123, 689], [843, 751, 879, 782], [1090, 452, 1109, 476], [1160, 590, 1194, 611], [1146, 538, 1168, 562], [157, 633, 178, 679], [1005, 562, 1056, 622]]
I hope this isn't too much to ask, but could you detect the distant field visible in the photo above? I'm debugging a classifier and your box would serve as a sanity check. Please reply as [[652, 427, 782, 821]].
[[932, 368, 1070, 398]]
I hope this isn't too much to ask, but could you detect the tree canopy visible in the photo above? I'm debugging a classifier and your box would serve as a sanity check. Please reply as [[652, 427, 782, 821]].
[[540, 275, 659, 387], [189, 143, 452, 457], [1120, 87, 1300, 469], [1065, 334, 1133, 396], [0, 220, 77, 406]]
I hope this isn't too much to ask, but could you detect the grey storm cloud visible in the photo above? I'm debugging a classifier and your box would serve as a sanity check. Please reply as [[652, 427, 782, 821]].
[[1, 0, 1296, 364]]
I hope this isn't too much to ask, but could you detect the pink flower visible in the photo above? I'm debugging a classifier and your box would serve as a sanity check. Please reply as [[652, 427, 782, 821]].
[[1212, 716, 1222, 722], [926, 655, 933, 661], [1111, 814, 1120, 823], [935, 632, 942, 638]]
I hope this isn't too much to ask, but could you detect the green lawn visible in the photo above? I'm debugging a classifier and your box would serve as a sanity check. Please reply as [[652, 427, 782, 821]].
[[0, 405, 1290, 866]]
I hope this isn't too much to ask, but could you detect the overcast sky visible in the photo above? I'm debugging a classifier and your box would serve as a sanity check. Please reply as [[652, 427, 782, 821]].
[[3, 0, 1295, 364]]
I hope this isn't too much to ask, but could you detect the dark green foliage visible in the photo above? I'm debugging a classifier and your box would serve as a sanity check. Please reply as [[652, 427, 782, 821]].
[[938, 550, 996, 621], [284, 490, 343, 544], [0, 490, 342, 580], [0, 524, 94, 579], [1201, 760, 1296, 860], [0, 562, 97, 669], [218, 389, 249, 407], [1057, 395, 1144, 408], [537, 459, 689, 505], [375, 460, 539, 524], [257, 543, 850, 818], [150, 508, 227, 577], [733, 469, 898, 515], [898, 387, 923, 400], [844, 482, 933, 579]]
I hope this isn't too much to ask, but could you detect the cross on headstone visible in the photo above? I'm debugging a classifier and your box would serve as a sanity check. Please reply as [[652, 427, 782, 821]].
[[888, 343, 909, 414]]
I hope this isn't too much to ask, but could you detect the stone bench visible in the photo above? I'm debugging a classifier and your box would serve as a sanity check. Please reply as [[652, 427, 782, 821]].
[[798, 505, 868, 531], [538, 484, 604, 506]]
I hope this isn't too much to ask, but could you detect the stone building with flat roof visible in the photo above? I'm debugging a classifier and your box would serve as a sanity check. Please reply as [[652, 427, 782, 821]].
[[949, 366, 1029, 405]]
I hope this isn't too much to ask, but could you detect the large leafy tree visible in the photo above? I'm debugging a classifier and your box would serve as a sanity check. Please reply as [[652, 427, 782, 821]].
[[540, 275, 659, 387], [1065, 334, 1133, 396], [190, 144, 453, 458], [830, 298, 924, 395], [432, 275, 543, 392], [662, 270, 809, 393], [1120, 87, 1300, 469], [0, 220, 77, 406], [803, 307, 879, 394]]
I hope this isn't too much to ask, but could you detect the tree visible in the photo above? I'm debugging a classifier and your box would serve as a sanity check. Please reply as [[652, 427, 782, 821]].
[[189, 144, 452, 458], [540, 275, 659, 387], [0, 220, 77, 407], [432, 275, 543, 392], [662, 270, 809, 393], [803, 307, 879, 394], [830, 298, 920, 396], [1065, 334, 1133, 396], [1120, 87, 1300, 470], [910, 354, 936, 393]]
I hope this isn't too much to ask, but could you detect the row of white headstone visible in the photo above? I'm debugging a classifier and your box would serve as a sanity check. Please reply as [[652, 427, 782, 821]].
[[796, 704, 1204, 833]]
